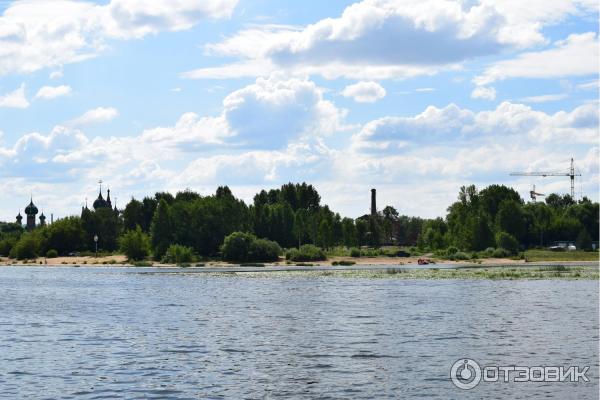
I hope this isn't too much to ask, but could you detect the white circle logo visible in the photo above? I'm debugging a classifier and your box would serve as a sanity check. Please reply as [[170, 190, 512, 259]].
[[450, 358, 482, 390]]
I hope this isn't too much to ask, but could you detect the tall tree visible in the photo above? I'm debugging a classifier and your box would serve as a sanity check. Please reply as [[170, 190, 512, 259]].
[[150, 199, 172, 260]]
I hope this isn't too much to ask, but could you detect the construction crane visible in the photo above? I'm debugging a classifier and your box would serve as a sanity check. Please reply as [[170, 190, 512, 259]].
[[529, 185, 545, 203], [510, 158, 581, 198]]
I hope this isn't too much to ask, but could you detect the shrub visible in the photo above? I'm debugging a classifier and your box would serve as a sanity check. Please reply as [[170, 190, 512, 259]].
[[445, 246, 459, 256], [133, 261, 153, 267], [0, 238, 17, 257], [453, 251, 469, 260], [119, 226, 150, 261], [249, 239, 281, 262], [483, 247, 495, 256], [9, 234, 40, 260], [46, 249, 58, 258], [286, 244, 326, 262], [285, 248, 298, 260], [395, 250, 411, 257], [350, 247, 361, 257], [492, 248, 511, 258], [332, 260, 356, 266], [360, 248, 379, 257], [163, 244, 194, 264], [495, 232, 519, 254], [222, 232, 254, 262], [222, 232, 281, 262]]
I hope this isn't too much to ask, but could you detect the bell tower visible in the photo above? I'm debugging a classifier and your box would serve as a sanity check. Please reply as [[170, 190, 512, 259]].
[[24, 197, 38, 230]]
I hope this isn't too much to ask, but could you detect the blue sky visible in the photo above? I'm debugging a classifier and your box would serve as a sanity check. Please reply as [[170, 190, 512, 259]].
[[0, 0, 598, 221]]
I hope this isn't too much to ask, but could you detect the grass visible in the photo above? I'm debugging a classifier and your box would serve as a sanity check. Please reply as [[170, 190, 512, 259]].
[[524, 249, 599, 262]]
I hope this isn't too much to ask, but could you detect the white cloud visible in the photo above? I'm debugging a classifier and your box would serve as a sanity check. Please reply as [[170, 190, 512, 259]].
[[0, 0, 239, 75], [0, 84, 29, 108], [475, 32, 599, 85], [352, 101, 598, 154], [34, 85, 72, 100], [577, 79, 599, 91], [142, 75, 349, 151], [69, 107, 119, 126], [184, 0, 598, 80], [518, 94, 568, 103], [471, 86, 496, 100], [222, 75, 349, 147], [49, 70, 64, 79], [1, 77, 598, 220], [342, 81, 386, 103]]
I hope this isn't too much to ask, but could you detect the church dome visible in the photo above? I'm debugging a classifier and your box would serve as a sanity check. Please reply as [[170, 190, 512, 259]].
[[25, 200, 38, 215], [93, 191, 107, 210]]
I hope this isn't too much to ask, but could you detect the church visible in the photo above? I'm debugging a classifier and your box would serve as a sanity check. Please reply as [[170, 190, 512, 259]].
[[16, 197, 46, 230], [16, 183, 118, 230], [81, 183, 119, 216]]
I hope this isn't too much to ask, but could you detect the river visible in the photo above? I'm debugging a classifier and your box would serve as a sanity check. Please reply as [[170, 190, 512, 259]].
[[0, 266, 597, 399]]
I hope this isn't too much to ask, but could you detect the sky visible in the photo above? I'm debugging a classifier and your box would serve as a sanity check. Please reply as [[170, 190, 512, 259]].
[[0, 0, 598, 221]]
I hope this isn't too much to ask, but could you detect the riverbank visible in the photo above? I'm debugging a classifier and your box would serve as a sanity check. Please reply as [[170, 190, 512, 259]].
[[1, 261, 597, 279], [0, 253, 598, 269], [219, 265, 599, 280]]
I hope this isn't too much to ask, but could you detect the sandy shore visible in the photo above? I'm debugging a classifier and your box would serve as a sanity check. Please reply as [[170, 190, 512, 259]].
[[0, 254, 530, 267]]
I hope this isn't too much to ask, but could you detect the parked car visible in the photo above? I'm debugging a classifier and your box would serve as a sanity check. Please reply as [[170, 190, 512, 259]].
[[549, 246, 566, 252]]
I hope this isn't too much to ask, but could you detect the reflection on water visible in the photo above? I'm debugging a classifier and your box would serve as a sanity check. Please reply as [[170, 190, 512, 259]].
[[0, 267, 597, 399]]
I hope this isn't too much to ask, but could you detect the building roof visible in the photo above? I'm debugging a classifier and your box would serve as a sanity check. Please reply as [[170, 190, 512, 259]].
[[25, 199, 38, 215], [93, 189, 108, 210]]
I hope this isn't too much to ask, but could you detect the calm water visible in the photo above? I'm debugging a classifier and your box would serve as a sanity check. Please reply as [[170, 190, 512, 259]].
[[0, 267, 597, 399]]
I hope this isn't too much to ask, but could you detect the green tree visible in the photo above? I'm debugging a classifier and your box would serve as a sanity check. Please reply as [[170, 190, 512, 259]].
[[367, 216, 381, 247], [496, 200, 527, 242], [150, 199, 172, 260], [467, 211, 494, 251], [119, 226, 150, 261], [293, 209, 309, 247], [495, 231, 519, 254], [479, 184, 522, 220], [341, 217, 357, 247], [123, 199, 144, 231], [43, 216, 85, 255], [10, 233, 41, 260], [526, 202, 552, 246], [356, 218, 368, 247], [575, 229, 592, 251], [318, 219, 333, 249]]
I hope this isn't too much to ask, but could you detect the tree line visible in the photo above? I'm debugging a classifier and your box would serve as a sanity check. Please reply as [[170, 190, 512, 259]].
[[0, 183, 597, 261], [418, 184, 598, 253]]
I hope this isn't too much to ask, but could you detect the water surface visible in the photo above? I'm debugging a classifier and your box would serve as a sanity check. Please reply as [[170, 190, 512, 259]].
[[0, 267, 597, 399]]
